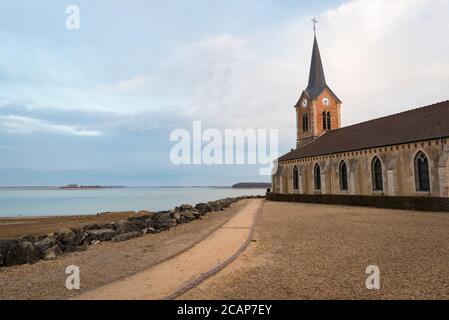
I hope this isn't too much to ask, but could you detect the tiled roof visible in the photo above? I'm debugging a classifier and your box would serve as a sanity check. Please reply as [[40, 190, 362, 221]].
[[279, 100, 449, 161]]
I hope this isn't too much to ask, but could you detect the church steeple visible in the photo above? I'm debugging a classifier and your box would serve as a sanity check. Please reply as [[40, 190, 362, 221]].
[[294, 19, 342, 149], [306, 36, 327, 100]]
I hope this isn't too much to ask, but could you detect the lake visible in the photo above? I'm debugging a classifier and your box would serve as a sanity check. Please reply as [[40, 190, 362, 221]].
[[0, 187, 266, 217]]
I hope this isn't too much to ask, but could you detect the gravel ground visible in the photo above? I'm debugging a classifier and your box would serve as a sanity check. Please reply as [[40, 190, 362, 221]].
[[0, 200, 249, 300], [181, 201, 449, 300]]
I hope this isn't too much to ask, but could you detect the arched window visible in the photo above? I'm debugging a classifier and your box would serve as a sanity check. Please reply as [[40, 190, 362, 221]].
[[322, 112, 332, 131], [293, 166, 299, 190], [322, 112, 327, 130], [302, 113, 309, 132], [414, 151, 430, 191], [371, 156, 383, 191], [339, 161, 348, 191], [314, 163, 321, 190]]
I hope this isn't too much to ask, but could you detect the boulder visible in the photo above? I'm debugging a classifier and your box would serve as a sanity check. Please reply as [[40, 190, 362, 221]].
[[144, 219, 157, 229], [21, 235, 37, 243], [208, 201, 223, 211], [153, 211, 173, 221], [146, 227, 159, 234], [153, 219, 177, 230], [175, 204, 194, 212], [190, 209, 201, 219], [0, 240, 14, 266], [172, 212, 182, 223], [113, 220, 145, 234], [195, 203, 212, 215], [5, 241, 39, 266], [218, 198, 233, 208], [179, 211, 197, 223], [43, 245, 62, 261], [56, 228, 76, 245], [87, 229, 116, 242], [33, 236, 58, 256], [84, 223, 114, 231], [111, 231, 142, 243]]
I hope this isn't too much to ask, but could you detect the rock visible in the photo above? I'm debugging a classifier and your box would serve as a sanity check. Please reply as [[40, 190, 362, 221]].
[[175, 204, 194, 212], [91, 240, 101, 245], [153, 219, 177, 230], [113, 220, 145, 234], [172, 212, 182, 223], [146, 227, 158, 234], [56, 228, 76, 245], [111, 231, 142, 242], [43, 245, 62, 261], [208, 201, 223, 211], [5, 241, 39, 266], [190, 209, 201, 219], [60, 244, 87, 253], [195, 203, 212, 215], [153, 211, 173, 221], [21, 235, 37, 243], [0, 240, 14, 266], [87, 229, 116, 242], [218, 198, 232, 208], [144, 219, 157, 229], [33, 236, 58, 256], [179, 211, 196, 223], [84, 223, 114, 231]]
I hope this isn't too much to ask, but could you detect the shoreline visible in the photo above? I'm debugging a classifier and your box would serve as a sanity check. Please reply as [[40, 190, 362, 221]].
[[0, 199, 253, 300], [0, 196, 264, 267], [0, 187, 266, 218]]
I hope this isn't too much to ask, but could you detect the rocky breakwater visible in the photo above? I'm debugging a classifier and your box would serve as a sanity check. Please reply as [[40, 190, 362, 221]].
[[0, 195, 264, 268]]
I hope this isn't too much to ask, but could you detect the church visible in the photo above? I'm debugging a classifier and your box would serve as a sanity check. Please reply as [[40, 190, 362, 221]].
[[272, 30, 449, 199]]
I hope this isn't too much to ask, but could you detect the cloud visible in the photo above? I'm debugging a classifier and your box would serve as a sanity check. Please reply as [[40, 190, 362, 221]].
[[140, 0, 449, 144], [0, 115, 102, 136], [97, 74, 155, 93], [1, 0, 449, 185]]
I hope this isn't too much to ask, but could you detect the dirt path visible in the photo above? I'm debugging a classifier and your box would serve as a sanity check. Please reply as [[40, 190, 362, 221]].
[[73, 199, 262, 300]]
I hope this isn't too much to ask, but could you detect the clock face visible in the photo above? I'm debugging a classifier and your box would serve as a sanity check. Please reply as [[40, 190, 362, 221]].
[[302, 99, 308, 107], [322, 98, 330, 106]]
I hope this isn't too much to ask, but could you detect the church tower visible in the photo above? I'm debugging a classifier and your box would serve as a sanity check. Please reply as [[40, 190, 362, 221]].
[[295, 22, 341, 148]]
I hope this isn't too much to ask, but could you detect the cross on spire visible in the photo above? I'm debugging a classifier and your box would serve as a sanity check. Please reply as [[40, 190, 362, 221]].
[[311, 17, 318, 35]]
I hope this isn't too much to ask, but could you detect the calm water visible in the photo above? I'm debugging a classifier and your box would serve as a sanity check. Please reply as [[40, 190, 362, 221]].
[[0, 188, 266, 217]]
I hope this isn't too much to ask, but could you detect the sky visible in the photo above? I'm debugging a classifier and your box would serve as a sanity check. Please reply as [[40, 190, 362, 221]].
[[0, 0, 448, 186]]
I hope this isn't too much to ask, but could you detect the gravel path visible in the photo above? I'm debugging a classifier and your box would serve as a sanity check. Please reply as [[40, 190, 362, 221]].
[[74, 200, 262, 300], [181, 201, 449, 300], [0, 200, 249, 300]]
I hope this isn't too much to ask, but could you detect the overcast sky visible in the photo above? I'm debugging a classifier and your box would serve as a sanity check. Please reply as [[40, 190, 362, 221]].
[[0, 0, 448, 186]]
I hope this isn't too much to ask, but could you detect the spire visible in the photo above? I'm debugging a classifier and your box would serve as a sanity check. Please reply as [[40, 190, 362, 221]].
[[307, 35, 326, 94], [303, 32, 341, 103]]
